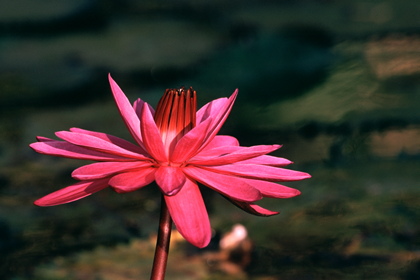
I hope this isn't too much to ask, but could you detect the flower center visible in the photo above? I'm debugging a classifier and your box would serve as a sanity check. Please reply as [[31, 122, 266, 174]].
[[154, 86, 197, 157]]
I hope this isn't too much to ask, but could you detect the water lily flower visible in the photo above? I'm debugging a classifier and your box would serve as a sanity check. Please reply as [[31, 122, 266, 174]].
[[30, 74, 310, 248]]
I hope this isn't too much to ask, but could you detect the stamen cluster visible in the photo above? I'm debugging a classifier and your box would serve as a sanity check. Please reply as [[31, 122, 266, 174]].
[[154, 87, 197, 156]]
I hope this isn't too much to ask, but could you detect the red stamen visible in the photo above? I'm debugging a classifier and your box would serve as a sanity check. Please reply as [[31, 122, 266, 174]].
[[154, 87, 197, 155]]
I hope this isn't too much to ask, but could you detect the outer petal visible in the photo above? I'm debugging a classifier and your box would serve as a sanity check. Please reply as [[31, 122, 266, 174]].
[[133, 98, 155, 118], [239, 155, 292, 166], [183, 167, 261, 202], [201, 135, 239, 150], [203, 164, 311, 182], [155, 166, 186, 196], [34, 178, 109, 206], [72, 161, 154, 180], [225, 197, 280, 217], [242, 179, 301, 198], [140, 103, 167, 162], [108, 74, 145, 147], [56, 131, 150, 160], [30, 141, 132, 161], [193, 145, 240, 158], [189, 145, 281, 166], [36, 136, 55, 142], [197, 90, 238, 152], [196, 97, 229, 123], [170, 117, 213, 163], [109, 168, 156, 193], [193, 149, 292, 166], [69, 128, 148, 155], [164, 178, 211, 248]]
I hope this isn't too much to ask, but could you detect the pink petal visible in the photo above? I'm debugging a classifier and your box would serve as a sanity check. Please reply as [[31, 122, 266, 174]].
[[189, 145, 281, 166], [140, 103, 167, 162], [170, 117, 213, 163], [72, 161, 154, 180], [201, 135, 239, 151], [203, 164, 311, 182], [196, 97, 230, 123], [155, 166, 186, 195], [183, 167, 261, 202], [164, 178, 211, 248], [239, 155, 292, 166], [242, 179, 301, 198], [246, 204, 279, 216], [108, 74, 145, 147], [197, 90, 238, 152], [193, 145, 240, 158], [69, 127, 148, 155], [133, 98, 155, 117], [227, 198, 280, 216], [30, 141, 133, 161], [36, 136, 55, 142], [56, 131, 149, 160], [34, 178, 109, 206], [109, 168, 156, 193]]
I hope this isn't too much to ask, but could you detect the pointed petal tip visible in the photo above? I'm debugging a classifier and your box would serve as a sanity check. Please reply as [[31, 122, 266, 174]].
[[34, 198, 65, 207], [35, 136, 54, 142], [108, 74, 124, 98], [179, 233, 211, 248], [70, 170, 79, 180], [33, 179, 109, 207], [108, 74, 120, 91], [289, 172, 311, 181], [230, 89, 239, 101], [33, 199, 46, 207], [178, 222, 211, 248], [191, 236, 211, 248], [227, 197, 280, 216], [54, 130, 67, 139], [249, 204, 280, 216], [302, 172, 312, 179], [108, 74, 123, 94]]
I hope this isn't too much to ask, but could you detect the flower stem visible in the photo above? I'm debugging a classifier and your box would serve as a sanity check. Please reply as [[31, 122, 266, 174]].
[[150, 195, 172, 280]]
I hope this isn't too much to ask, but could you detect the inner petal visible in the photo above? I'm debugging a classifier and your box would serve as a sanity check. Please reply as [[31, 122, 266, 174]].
[[155, 166, 187, 196]]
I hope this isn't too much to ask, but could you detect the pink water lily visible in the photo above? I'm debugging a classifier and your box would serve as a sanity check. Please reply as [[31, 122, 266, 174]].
[[30, 74, 310, 248]]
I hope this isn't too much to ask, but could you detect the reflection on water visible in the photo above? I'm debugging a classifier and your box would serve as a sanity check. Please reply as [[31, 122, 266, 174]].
[[1, 0, 420, 279]]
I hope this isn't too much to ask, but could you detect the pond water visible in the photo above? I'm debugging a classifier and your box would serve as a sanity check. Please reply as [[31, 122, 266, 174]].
[[1, 1, 419, 279]]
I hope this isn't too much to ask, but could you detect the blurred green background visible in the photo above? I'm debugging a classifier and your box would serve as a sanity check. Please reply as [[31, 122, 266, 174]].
[[0, 0, 419, 279]]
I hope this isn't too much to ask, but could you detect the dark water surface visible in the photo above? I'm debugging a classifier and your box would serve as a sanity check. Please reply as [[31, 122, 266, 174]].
[[1, 1, 419, 279]]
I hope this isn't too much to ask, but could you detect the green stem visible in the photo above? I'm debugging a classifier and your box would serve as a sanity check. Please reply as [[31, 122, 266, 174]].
[[150, 195, 172, 280]]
